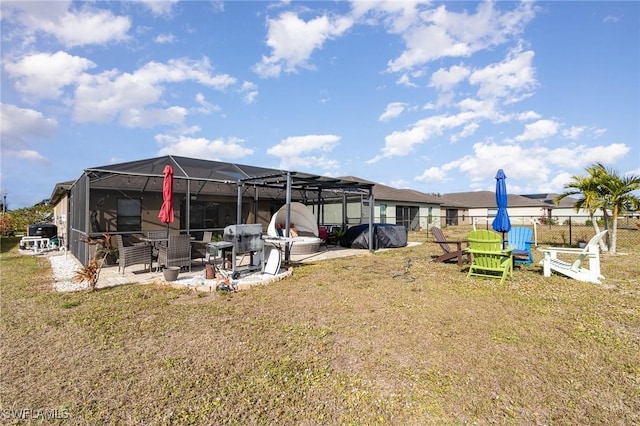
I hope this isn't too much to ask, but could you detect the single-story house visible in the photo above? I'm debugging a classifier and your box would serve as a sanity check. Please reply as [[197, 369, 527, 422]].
[[49, 155, 376, 264], [437, 191, 549, 227], [520, 193, 592, 224], [331, 177, 443, 231]]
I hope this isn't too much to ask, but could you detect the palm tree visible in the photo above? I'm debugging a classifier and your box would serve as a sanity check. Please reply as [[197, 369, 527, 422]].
[[557, 163, 640, 254], [592, 163, 640, 253], [555, 172, 608, 252]]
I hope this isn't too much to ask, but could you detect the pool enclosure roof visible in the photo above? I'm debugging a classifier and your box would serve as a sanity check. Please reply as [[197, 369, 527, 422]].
[[84, 155, 374, 197]]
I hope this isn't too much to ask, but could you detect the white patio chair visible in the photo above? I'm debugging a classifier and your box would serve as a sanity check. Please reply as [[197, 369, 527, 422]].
[[538, 230, 607, 284]]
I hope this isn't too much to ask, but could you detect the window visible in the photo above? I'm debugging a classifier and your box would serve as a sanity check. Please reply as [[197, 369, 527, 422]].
[[117, 198, 141, 232], [380, 204, 387, 223]]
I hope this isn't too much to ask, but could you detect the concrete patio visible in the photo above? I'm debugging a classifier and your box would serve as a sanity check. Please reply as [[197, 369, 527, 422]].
[[47, 243, 417, 292]]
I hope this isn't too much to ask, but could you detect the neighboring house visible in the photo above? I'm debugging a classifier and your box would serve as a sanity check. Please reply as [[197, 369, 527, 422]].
[[329, 177, 443, 231], [438, 191, 549, 227], [431, 196, 471, 227], [49, 180, 74, 245], [520, 193, 592, 224]]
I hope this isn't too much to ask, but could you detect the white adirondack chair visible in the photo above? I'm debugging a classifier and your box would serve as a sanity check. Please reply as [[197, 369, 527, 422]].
[[538, 230, 607, 284]]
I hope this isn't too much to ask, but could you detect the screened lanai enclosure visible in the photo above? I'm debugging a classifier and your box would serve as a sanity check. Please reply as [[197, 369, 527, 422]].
[[62, 155, 375, 264]]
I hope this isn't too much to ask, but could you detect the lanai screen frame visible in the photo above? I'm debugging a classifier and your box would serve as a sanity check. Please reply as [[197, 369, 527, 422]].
[[239, 170, 376, 256], [68, 155, 376, 264]]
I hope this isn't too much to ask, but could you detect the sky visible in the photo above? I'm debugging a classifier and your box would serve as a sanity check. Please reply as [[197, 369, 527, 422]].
[[1, 0, 639, 209]]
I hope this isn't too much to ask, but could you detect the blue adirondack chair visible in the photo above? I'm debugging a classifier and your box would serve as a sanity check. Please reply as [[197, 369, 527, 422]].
[[506, 226, 534, 266]]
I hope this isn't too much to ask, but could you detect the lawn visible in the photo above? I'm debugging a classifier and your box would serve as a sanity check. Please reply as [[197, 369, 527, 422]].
[[1, 231, 639, 425]]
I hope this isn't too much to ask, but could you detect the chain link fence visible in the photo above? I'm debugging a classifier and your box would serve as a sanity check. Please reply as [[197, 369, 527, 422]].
[[430, 215, 640, 251]]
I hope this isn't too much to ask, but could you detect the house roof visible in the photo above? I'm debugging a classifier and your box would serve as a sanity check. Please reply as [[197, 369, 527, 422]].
[[82, 155, 373, 199], [339, 176, 443, 205], [521, 193, 580, 209], [49, 180, 75, 206], [440, 191, 548, 209]]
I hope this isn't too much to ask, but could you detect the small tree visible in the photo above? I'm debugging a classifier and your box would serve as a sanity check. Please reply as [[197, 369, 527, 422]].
[[0, 215, 13, 236], [557, 163, 640, 254], [8, 203, 54, 234], [593, 163, 640, 253], [555, 171, 608, 252], [73, 259, 100, 291]]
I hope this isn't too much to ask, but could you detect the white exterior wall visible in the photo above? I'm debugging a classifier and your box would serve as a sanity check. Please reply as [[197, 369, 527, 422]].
[[550, 207, 591, 224], [53, 194, 68, 245]]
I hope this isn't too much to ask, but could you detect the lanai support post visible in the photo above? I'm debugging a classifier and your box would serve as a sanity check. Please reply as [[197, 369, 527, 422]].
[[284, 172, 292, 263], [236, 181, 243, 224], [186, 179, 191, 235], [368, 187, 374, 253]]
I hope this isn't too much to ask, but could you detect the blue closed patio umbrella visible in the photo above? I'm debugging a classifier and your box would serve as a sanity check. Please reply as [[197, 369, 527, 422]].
[[492, 169, 511, 246]]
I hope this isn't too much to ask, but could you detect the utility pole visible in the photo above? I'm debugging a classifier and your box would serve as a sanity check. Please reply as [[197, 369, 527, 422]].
[[2, 193, 6, 216]]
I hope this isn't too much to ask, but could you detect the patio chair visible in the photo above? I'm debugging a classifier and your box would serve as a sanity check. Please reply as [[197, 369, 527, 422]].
[[146, 230, 168, 255], [191, 231, 213, 264], [157, 234, 192, 271], [114, 234, 153, 275], [466, 230, 514, 285], [538, 230, 607, 284], [506, 226, 534, 266], [430, 226, 470, 266]]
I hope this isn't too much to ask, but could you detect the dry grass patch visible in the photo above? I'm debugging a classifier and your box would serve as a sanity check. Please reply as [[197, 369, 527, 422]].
[[1, 234, 639, 425]]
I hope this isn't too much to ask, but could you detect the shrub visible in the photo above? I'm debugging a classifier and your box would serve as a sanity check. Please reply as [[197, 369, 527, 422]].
[[537, 215, 557, 225]]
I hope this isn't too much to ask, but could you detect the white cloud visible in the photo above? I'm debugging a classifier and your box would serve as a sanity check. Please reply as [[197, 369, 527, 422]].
[[561, 126, 585, 140], [429, 64, 470, 92], [139, 0, 179, 17], [451, 122, 479, 142], [369, 103, 500, 162], [396, 73, 417, 87], [379, 102, 407, 122], [154, 33, 176, 44], [253, 11, 353, 78], [155, 134, 253, 159], [134, 58, 236, 88], [73, 58, 236, 123], [239, 81, 258, 104], [267, 134, 340, 157], [267, 134, 341, 171], [13, 149, 49, 164], [415, 166, 450, 183], [423, 141, 632, 193], [514, 119, 559, 142], [351, 0, 423, 34], [469, 47, 537, 101], [561, 143, 630, 168], [386, 1, 536, 72], [193, 93, 220, 115], [4, 51, 96, 100], [119, 106, 187, 128], [0, 104, 57, 149], [277, 155, 340, 172], [516, 111, 541, 121], [3, 1, 131, 48], [546, 172, 575, 193], [444, 141, 553, 187]]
